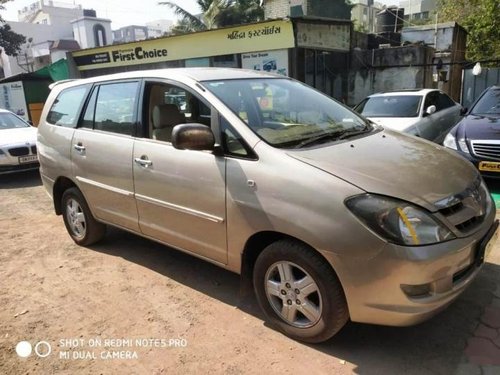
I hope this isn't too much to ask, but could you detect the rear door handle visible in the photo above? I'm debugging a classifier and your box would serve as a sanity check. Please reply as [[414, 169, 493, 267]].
[[74, 143, 86, 152], [134, 157, 153, 168]]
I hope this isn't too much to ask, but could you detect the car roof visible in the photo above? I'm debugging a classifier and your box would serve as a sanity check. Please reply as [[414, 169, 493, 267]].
[[368, 89, 437, 97], [50, 68, 282, 91]]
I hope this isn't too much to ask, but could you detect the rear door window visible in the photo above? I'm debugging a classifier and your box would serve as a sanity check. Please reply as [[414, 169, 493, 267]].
[[80, 81, 139, 136]]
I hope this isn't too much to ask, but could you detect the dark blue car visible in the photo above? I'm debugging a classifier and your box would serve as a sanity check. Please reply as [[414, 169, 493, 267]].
[[444, 86, 500, 178]]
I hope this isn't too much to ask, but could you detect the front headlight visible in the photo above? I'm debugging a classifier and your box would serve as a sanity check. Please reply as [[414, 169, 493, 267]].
[[346, 194, 456, 246], [443, 133, 457, 150], [443, 132, 469, 154]]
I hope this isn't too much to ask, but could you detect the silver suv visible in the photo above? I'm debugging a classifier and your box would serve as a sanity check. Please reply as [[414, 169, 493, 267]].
[[37, 68, 498, 343]]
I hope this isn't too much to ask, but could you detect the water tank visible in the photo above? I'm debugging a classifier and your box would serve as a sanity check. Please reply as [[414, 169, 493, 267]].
[[83, 9, 97, 17], [376, 7, 404, 33]]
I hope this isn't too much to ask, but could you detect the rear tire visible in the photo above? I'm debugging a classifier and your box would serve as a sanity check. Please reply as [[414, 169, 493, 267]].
[[253, 239, 349, 343], [61, 187, 106, 246]]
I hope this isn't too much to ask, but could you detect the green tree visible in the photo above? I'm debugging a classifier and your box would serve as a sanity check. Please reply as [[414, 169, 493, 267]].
[[437, 0, 499, 61], [0, 0, 26, 55], [160, 0, 264, 35], [216, 0, 264, 27]]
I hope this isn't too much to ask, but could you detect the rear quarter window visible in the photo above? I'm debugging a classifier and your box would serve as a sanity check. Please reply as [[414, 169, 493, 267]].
[[46, 85, 90, 128]]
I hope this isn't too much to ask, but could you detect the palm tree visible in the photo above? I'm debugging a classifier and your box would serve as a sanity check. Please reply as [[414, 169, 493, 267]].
[[160, 0, 264, 34], [159, 0, 228, 33], [217, 0, 264, 27]]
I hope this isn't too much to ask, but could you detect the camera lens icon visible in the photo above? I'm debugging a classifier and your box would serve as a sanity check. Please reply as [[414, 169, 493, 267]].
[[15, 341, 32, 358], [16, 341, 52, 358]]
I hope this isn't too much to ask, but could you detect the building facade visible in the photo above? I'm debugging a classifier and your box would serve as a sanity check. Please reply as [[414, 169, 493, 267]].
[[400, 0, 437, 21], [401, 22, 467, 101], [0, 1, 112, 78], [17, 0, 84, 24], [263, 0, 351, 20], [146, 19, 174, 38], [351, 0, 384, 33], [113, 25, 149, 44], [1, 21, 76, 77]]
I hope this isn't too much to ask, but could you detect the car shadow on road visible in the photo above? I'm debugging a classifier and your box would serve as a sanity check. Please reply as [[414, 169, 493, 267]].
[[0, 170, 41, 189], [88, 226, 263, 316], [89, 227, 499, 374]]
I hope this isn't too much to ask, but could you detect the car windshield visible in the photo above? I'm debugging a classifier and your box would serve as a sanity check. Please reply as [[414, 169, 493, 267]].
[[471, 87, 500, 115], [356, 95, 421, 117], [0, 112, 30, 130], [202, 78, 370, 148]]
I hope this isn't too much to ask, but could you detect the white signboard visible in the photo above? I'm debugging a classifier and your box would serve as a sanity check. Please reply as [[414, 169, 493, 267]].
[[0, 81, 29, 121], [241, 49, 289, 76]]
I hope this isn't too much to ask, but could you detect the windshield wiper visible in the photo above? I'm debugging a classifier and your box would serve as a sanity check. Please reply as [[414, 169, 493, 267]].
[[293, 130, 346, 148], [294, 124, 371, 149], [337, 124, 372, 140]]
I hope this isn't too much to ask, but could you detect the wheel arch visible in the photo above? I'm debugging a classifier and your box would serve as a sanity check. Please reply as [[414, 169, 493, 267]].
[[239, 231, 344, 297], [53, 176, 78, 215]]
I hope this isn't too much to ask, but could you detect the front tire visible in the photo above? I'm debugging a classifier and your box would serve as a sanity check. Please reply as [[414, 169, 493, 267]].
[[253, 240, 349, 343], [61, 187, 106, 246]]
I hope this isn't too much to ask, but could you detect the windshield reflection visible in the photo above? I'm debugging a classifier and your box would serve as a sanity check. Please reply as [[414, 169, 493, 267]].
[[0, 113, 30, 130], [202, 78, 371, 148]]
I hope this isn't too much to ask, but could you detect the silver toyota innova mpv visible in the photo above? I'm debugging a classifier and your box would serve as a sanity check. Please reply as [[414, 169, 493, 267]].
[[37, 68, 498, 343]]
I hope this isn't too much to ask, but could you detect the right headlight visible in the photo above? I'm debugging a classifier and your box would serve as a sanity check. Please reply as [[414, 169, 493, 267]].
[[346, 194, 456, 246], [443, 132, 469, 154]]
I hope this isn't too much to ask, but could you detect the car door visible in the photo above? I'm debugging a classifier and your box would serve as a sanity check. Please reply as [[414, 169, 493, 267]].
[[71, 80, 140, 232], [133, 80, 227, 264]]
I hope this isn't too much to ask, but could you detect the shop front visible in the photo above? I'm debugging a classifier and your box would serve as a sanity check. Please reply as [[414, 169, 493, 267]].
[[69, 18, 352, 101]]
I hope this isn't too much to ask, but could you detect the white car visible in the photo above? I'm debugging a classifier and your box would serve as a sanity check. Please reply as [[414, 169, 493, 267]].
[[354, 89, 464, 143], [0, 109, 39, 174]]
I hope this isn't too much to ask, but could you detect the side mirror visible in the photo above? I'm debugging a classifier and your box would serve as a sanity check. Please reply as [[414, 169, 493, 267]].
[[425, 105, 437, 116], [171, 123, 215, 151], [460, 106, 468, 116]]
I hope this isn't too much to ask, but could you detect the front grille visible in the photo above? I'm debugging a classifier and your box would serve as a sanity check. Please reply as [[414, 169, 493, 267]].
[[31, 145, 37, 154], [436, 178, 488, 234], [471, 141, 500, 160], [8, 147, 29, 156], [438, 202, 463, 217], [456, 216, 482, 232]]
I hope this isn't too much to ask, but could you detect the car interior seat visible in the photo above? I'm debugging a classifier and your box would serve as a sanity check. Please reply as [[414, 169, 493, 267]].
[[152, 104, 186, 142]]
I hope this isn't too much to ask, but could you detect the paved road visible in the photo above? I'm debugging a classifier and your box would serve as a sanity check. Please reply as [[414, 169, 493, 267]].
[[1, 170, 500, 374]]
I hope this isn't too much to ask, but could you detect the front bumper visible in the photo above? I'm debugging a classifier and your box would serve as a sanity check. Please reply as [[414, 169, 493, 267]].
[[324, 208, 497, 327], [0, 144, 39, 175], [0, 162, 39, 174]]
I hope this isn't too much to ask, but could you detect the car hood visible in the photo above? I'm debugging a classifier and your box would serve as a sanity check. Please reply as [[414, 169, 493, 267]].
[[460, 114, 500, 140], [286, 130, 478, 212], [365, 117, 419, 132], [0, 127, 37, 146]]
